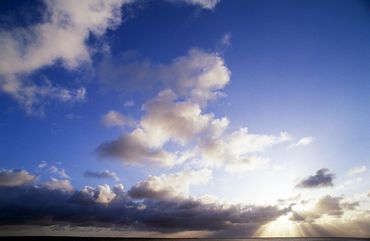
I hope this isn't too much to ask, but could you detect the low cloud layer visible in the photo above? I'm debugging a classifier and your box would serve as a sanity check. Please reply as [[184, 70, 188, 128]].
[[296, 168, 335, 189], [0, 168, 286, 237], [0, 168, 369, 237]]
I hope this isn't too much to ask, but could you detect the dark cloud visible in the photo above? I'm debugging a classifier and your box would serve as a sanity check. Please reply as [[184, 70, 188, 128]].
[[0, 184, 286, 237], [84, 170, 120, 181], [296, 168, 335, 188], [97, 133, 176, 166]]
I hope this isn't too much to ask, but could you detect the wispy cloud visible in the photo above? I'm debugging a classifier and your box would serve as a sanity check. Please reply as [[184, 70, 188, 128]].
[[84, 170, 120, 182], [183, 0, 220, 9], [347, 165, 366, 176], [288, 136, 314, 149]]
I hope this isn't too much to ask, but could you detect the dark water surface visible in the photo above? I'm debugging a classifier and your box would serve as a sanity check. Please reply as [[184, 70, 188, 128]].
[[0, 238, 369, 241]]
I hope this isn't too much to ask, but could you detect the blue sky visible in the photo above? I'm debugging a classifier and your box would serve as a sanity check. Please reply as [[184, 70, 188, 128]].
[[0, 0, 369, 237]]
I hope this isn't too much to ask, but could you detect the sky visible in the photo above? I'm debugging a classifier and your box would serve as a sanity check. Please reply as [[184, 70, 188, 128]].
[[0, 0, 370, 238]]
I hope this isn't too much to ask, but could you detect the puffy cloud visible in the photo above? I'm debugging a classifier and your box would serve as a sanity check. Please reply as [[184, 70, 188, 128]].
[[43, 178, 73, 192], [84, 170, 120, 181], [290, 195, 344, 223], [128, 169, 212, 200], [98, 48, 231, 163], [97, 128, 178, 166], [347, 165, 366, 176], [0, 0, 129, 114], [97, 88, 218, 166], [72, 184, 118, 204], [98, 48, 290, 170], [140, 89, 213, 147], [0, 169, 36, 187], [296, 168, 335, 189], [199, 128, 291, 172], [158, 48, 230, 104], [98, 48, 231, 104]]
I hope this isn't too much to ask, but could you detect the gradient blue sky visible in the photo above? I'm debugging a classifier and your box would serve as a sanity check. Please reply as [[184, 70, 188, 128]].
[[0, 0, 369, 237]]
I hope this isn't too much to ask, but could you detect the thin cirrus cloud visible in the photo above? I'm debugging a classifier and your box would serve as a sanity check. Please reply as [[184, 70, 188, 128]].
[[84, 170, 120, 182], [347, 165, 366, 176], [296, 168, 335, 189], [287, 136, 314, 149]]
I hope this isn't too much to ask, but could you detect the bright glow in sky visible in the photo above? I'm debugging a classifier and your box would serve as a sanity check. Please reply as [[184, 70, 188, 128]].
[[0, 0, 369, 237]]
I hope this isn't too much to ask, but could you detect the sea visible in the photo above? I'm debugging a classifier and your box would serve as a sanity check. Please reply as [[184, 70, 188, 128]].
[[0, 238, 369, 241]]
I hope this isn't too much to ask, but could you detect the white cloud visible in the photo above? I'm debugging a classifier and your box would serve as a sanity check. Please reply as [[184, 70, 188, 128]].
[[43, 178, 73, 192], [199, 128, 291, 172], [140, 89, 213, 147], [159, 48, 231, 104], [0, 0, 129, 114], [128, 169, 212, 199], [347, 165, 366, 176], [98, 48, 292, 171], [0, 169, 36, 187], [98, 49, 233, 166], [102, 110, 135, 128], [77, 184, 117, 204]]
